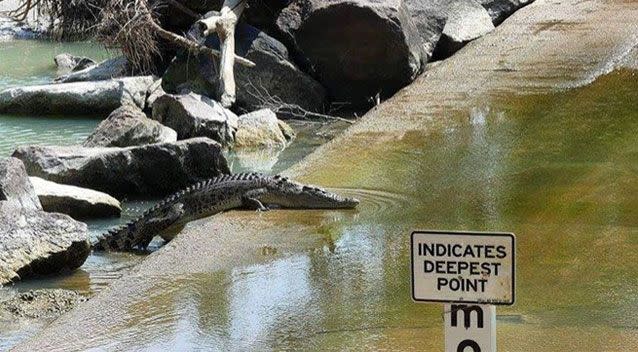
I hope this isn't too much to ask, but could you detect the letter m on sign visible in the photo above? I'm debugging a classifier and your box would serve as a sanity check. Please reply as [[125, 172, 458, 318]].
[[444, 304, 496, 352], [450, 305, 484, 329]]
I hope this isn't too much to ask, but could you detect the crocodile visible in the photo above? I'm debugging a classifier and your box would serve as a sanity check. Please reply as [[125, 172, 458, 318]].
[[92, 173, 359, 252]]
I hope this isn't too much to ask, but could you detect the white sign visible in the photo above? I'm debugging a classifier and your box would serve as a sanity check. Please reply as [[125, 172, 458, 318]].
[[411, 230, 515, 305], [444, 304, 496, 352]]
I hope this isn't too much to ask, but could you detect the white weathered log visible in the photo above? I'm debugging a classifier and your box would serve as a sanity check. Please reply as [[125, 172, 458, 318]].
[[197, 15, 222, 36], [195, 0, 247, 107], [218, 0, 246, 107]]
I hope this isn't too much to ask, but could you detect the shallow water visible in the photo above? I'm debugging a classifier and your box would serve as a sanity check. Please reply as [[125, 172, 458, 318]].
[[0, 40, 114, 155], [51, 69, 638, 351], [0, 40, 343, 349]]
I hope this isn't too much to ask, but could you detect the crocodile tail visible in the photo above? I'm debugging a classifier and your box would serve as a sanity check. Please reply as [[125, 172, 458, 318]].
[[92, 223, 134, 251]]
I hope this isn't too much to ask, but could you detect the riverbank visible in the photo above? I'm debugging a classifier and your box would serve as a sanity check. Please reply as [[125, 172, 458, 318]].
[[13, 0, 638, 350]]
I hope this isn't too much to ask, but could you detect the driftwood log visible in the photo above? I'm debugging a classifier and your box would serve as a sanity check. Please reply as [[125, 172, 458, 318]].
[[195, 0, 246, 107]]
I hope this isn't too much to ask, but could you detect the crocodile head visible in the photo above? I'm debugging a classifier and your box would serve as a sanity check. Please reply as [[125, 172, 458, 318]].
[[262, 176, 359, 209]]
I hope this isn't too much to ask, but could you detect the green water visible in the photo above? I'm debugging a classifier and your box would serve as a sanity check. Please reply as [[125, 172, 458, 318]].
[[53, 70, 638, 351], [0, 40, 115, 88], [0, 40, 113, 154], [284, 70, 638, 350]]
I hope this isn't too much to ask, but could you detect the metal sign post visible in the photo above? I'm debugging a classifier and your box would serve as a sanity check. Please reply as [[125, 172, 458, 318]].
[[411, 230, 516, 352]]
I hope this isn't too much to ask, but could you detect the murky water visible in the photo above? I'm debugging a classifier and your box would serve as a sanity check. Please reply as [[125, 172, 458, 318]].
[[50, 69, 638, 351], [0, 40, 344, 349]]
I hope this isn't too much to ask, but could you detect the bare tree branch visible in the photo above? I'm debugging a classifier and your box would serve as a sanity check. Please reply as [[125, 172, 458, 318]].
[[96, 0, 254, 73]]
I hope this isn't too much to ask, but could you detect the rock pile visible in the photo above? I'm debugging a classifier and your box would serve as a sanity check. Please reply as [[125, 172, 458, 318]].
[[0, 0, 534, 116]]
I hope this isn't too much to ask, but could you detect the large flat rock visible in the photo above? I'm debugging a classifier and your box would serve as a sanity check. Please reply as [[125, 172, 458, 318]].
[[12, 138, 230, 197], [0, 201, 90, 285], [0, 76, 154, 115], [30, 177, 122, 219]]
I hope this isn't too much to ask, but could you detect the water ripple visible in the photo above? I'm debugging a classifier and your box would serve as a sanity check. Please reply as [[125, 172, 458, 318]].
[[329, 187, 413, 215]]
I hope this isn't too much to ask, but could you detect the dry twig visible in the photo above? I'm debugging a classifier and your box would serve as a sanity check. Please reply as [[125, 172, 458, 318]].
[[245, 80, 355, 124]]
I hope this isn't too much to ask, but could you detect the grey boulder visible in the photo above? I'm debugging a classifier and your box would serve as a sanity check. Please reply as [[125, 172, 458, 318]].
[[0, 201, 90, 285], [0, 76, 155, 115], [0, 157, 42, 211], [432, 0, 495, 58], [12, 138, 230, 197], [162, 22, 326, 115], [234, 109, 294, 149], [405, 0, 502, 60], [55, 56, 130, 83], [403, 0, 448, 60], [30, 177, 122, 219], [152, 93, 238, 145], [146, 79, 166, 109], [83, 105, 177, 147], [477, 0, 534, 25], [276, 0, 424, 105]]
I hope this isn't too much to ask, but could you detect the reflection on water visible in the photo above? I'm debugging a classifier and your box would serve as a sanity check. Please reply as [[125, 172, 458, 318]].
[[228, 255, 312, 348], [226, 120, 344, 175], [56, 70, 638, 351]]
